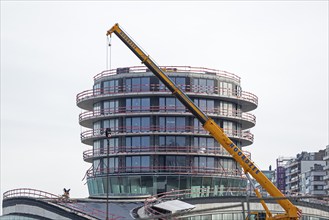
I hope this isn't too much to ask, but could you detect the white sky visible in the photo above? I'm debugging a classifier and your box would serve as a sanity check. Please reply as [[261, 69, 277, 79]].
[[1, 1, 328, 210]]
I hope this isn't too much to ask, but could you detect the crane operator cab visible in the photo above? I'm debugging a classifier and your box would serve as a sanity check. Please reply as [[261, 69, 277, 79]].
[[246, 212, 267, 220]]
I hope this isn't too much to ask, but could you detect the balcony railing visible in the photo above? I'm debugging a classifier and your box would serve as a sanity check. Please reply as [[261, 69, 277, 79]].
[[80, 127, 254, 143], [83, 146, 251, 160], [76, 84, 258, 106], [79, 106, 256, 124], [86, 166, 244, 178], [93, 66, 241, 83]]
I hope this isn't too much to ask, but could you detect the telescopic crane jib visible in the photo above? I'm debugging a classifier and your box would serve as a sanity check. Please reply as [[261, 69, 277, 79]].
[[106, 23, 302, 220]]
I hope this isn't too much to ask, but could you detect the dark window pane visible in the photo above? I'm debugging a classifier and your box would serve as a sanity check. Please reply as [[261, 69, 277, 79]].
[[141, 136, 150, 151], [132, 156, 140, 172], [167, 98, 175, 111], [132, 117, 140, 132], [132, 78, 140, 92], [176, 117, 185, 132], [166, 136, 175, 146], [141, 117, 150, 132], [166, 156, 175, 167], [141, 156, 150, 171], [126, 157, 132, 172], [126, 118, 132, 132], [141, 77, 150, 91], [159, 98, 165, 112], [126, 98, 132, 112], [159, 136, 165, 147], [166, 117, 175, 132], [141, 98, 150, 111], [176, 136, 185, 147], [126, 79, 132, 92], [132, 98, 140, 111]]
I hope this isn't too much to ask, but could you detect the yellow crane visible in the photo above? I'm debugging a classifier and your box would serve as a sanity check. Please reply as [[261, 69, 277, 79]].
[[107, 23, 302, 220]]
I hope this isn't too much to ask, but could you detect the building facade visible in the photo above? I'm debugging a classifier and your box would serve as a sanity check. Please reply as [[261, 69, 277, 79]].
[[324, 145, 329, 196], [284, 150, 325, 195], [76, 66, 258, 198], [300, 164, 326, 196]]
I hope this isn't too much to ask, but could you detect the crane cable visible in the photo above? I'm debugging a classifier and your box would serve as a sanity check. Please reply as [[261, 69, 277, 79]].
[[106, 36, 112, 70]]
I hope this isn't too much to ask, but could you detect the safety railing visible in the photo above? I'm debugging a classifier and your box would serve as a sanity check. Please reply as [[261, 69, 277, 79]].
[[93, 66, 241, 83], [76, 84, 258, 106], [80, 127, 254, 143], [79, 106, 256, 124], [83, 146, 251, 160], [86, 166, 245, 178], [3, 188, 124, 220], [3, 188, 59, 199]]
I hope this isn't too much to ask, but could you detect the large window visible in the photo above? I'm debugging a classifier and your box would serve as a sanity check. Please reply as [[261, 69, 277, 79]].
[[104, 100, 119, 114], [93, 140, 101, 155], [125, 77, 150, 92], [219, 101, 240, 116], [93, 102, 101, 114], [103, 157, 119, 173], [125, 156, 150, 172], [93, 157, 118, 174], [158, 155, 187, 172], [93, 83, 101, 95], [159, 97, 185, 112], [103, 119, 119, 132], [159, 136, 187, 151], [93, 121, 101, 135], [223, 121, 241, 137], [193, 137, 218, 153], [193, 98, 215, 113], [125, 136, 150, 152], [160, 77, 186, 91], [193, 78, 215, 93], [126, 117, 151, 132], [193, 156, 215, 172], [102, 137, 119, 153], [159, 116, 186, 132], [126, 98, 150, 112], [103, 79, 119, 93], [219, 82, 236, 96], [193, 118, 206, 134], [218, 158, 238, 174]]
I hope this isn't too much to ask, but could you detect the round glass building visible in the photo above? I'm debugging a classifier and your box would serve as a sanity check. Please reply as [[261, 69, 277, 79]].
[[76, 66, 258, 198]]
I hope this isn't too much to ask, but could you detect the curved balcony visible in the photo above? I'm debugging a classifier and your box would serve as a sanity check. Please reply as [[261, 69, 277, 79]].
[[93, 66, 241, 83], [79, 106, 256, 129], [80, 127, 254, 146], [86, 166, 244, 179], [83, 146, 251, 163], [76, 84, 258, 112]]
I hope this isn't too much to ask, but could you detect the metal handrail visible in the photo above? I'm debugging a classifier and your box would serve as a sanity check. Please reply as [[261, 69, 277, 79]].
[[86, 166, 245, 178], [80, 127, 254, 143], [76, 84, 258, 106], [79, 106, 256, 124], [93, 66, 241, 83], [82, 146, 251, 160], [3, 188, 59, 199]]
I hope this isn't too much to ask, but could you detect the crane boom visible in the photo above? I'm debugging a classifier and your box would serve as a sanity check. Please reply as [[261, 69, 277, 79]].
[[107, 23, 300, 219]]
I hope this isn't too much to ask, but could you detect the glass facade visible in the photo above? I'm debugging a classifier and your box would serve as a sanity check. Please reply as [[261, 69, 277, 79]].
[[77, 66, 258, 198], [87, 175, 247, 196]]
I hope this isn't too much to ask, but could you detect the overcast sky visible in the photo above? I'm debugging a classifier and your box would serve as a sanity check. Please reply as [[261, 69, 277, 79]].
[[1, 1, 328, 208]]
